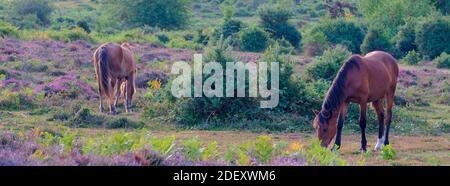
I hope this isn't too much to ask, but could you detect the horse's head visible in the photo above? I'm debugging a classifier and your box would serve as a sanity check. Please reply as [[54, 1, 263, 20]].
[[313, 109, 337, 148]]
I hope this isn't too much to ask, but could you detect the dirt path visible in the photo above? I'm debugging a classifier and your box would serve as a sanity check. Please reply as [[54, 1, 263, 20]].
[[151, 130, 450, 165]]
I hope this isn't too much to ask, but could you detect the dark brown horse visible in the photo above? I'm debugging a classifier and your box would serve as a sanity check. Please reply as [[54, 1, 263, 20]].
[[313, 51, 399, 151], [93, 42, 137, 114]]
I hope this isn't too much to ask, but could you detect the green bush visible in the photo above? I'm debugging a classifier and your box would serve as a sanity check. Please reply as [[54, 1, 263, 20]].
[[257, 3, 301, 48], [69, 108, 105, 128], [415, 17, 450, 59], [0, 88, 34, 111], [393, 20, 418, 56], [308, 19, 365, 53], [0, 21, 19, 38], [305, 45, 352, 82], [173, 38, 261, 124], [110, 0, 191, 30], [105, 118, 144, 129], [303, 30, 330, 56], [434, 52, 450, 69], [221, 19, 243, 38], [359, 0, 433, 38], [401, 50, 422, 65], [10, 0, 54, 26], [361, 27, 393, 54], [61, 27, 94, 43], [238, 26, 269, 52]]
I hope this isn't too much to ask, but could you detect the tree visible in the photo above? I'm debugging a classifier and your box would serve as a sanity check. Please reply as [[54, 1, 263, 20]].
[[323, 0, 359, 19], [111, 0, 191, 30]]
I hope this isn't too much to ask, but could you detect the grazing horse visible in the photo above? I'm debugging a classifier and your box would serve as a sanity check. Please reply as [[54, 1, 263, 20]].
[[313, 51, 399, 151], [93, 42, 136, 114]]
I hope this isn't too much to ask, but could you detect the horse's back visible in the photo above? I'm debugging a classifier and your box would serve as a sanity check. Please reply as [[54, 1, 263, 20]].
[[361, 51, 399, 99], [363, 51, 399, 83]]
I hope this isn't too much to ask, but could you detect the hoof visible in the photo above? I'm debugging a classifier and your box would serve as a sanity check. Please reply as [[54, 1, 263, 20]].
[[360, 147, 367, 153]]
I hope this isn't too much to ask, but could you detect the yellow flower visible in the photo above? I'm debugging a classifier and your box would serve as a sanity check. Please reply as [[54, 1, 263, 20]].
[[289, 142, 303, 152], [149, 79, 161, 91]]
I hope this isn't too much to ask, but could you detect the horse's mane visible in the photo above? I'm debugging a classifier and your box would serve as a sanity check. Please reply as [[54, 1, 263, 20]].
[[319, 55, 361, 121]]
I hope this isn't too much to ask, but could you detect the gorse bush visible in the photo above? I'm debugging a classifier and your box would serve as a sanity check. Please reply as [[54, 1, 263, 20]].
[[9, 0, 54, 26], [110, 0, 191, 30], [359, 0, 433, 38], [415, 16, 450, 59], [434, 52, 450, 69], [0, 21, 19, 38], [393, 20, 418, 56], [174, 37, 261, 124], [401, 50, 422, 65], [305, 45, 352, 82], [257, 3, 301, 48], [360, 27, 393, 54], [238, 26, 269, 52], [307, 19, 365, 53]]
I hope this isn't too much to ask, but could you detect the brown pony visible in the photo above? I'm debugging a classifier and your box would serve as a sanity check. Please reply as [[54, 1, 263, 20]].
[[93, 42, 136, 114], [313, 51, 399, 151]]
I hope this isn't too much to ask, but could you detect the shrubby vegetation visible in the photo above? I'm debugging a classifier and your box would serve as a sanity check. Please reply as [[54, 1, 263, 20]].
[[257, 3, 302, 48], [360, 27, 393, 54], [415, 16, 450, 59], [238, 26, 269, 52], [108, 0, 191, 30], [304, 19, 365, 54], [434, 52, 450, 69]]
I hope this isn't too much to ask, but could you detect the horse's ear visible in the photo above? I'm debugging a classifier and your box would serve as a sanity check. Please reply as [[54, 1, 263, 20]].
[[312, 110, 319, 116]]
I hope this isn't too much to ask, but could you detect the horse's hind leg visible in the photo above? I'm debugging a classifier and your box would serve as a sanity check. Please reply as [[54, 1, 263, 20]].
[[373, 100, 385, 150], [385, 94, 394, 146], [113, 79, 122, 110], [125, 76, 134, 113]]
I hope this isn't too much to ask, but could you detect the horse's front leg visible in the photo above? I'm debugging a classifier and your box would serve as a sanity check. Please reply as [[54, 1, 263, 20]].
[[359, 103, 368, 152], [334, 102, 348, 150], [125, 76, 134, 113], [109, 78, 117, 115]]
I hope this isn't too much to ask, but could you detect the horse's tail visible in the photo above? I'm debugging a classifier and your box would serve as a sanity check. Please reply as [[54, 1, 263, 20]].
[[99, 46, 109, 94]]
